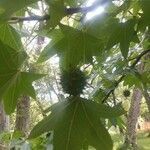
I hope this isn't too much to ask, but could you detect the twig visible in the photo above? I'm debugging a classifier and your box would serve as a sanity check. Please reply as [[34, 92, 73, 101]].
[[87, 83, 95, 89], [9, 14, 50, 23], [131, 49, 150, 68], [102, 75, 125, 103], [102, 49, 150, 103]]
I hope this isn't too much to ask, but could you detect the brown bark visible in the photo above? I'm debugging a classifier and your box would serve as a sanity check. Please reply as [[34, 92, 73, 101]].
[[0, 103, 9, 133], [125, 59, 145, 149], [125, 88, 142, 149], [143, 53, 150, 112], [15, 96, 30, 136], [142, 53, 150, 136], [143, 87, 150, 112], [0, 102, 9, 150]]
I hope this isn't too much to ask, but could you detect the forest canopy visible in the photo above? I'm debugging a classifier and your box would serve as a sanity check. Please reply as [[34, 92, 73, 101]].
[[0, 0, 149, 150]]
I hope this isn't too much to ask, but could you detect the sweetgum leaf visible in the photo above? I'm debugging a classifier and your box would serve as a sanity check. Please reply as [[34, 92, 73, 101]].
[[106, 19, 139, 59], [3, 72, 44, 114], [0, 40, 44, 114], [0, 23, 23, 50], [38, 25, 103, 69], [29, 97, 125, 150]]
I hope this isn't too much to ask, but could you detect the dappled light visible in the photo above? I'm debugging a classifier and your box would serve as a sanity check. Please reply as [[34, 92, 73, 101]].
[[0, 0, 149, 149]]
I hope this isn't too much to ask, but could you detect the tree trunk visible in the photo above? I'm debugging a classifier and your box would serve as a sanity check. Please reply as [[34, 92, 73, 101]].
[[0, 103, 9, 132], [125, 88, 142, 149], [143, 53, 150, 112], [0, 102, 9, 150], [124, 58, 145, 149], [15, 96, 30, 136], [143, 87, 150, 112]]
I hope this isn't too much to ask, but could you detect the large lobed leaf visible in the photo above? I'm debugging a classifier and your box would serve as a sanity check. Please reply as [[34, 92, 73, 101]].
[[85, 17, 139, 59], [29, 97, 125, 150], [2, 72, 44, 114], [37, 29, 64, 63], [0, 40, 44, 114], [106, 19, 139, 59], [38, 25, 103, 69]]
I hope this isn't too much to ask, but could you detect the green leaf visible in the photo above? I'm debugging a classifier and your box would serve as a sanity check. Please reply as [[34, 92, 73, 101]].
[[0, 40, 26, 72], [85, 16, 119, 40], [84, 101, 125, 119], [0, 0, 39, 20], [140, 0, 150, 19], [0, 40, 44, 114], [29, 100, 70, 139], [106, 19, 138, 59], [92, 88, 107, 103], [3, 72, 44, 114], [37, 29, 64, 63], [65, 0, 84, 6], [130, 1, 140, 16], [38, 25, 103, 69], [141, 71, 150, 86], [123, 72, 142, 88], [29, 97, 125, 149], [46, 0, 65, 28], [38, 28, 63, 40], [85, 17, 139, 59], [0, 23, 23, 50], [137, 0, 150, 30]]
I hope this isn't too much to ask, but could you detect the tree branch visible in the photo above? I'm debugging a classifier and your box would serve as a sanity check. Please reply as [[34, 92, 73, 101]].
[[102, 75, 125, 103], [9, 14, 50, 23], [9, 0, 106, 22], [102, 49, 150, 103], [131, 49, 150, 68]]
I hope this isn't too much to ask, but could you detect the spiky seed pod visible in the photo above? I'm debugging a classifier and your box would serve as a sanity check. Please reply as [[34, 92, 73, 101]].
[[123, 90, 130, 98], [60, 68, 86, 96]]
